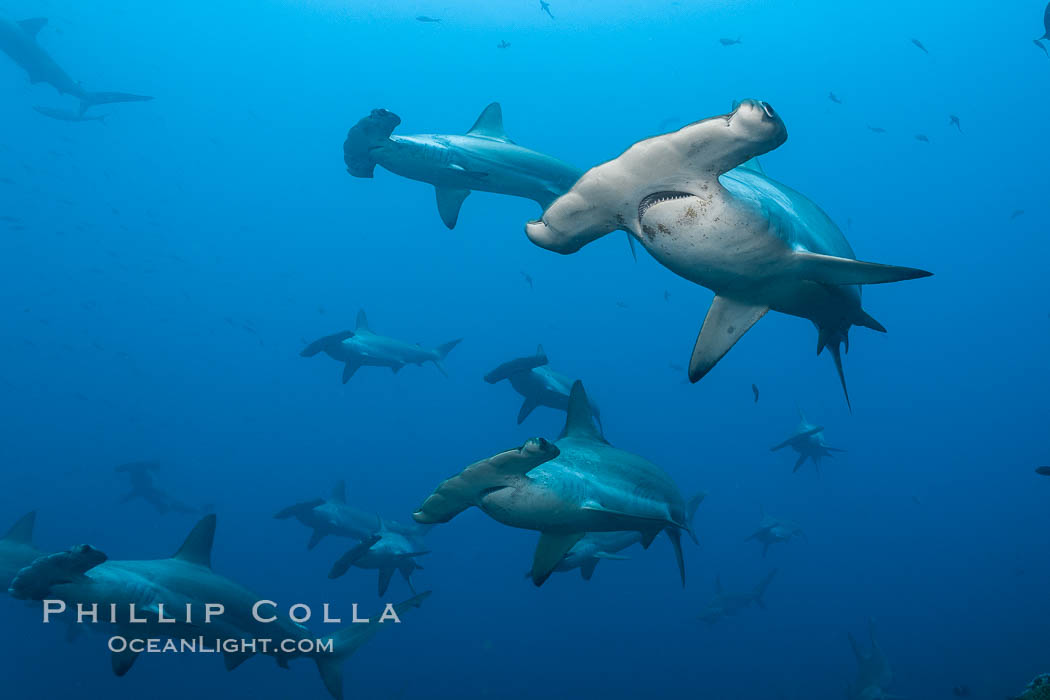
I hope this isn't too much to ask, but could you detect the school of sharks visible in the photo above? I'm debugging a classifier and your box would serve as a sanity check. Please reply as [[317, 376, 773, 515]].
[[2, 2, 1049, 700]]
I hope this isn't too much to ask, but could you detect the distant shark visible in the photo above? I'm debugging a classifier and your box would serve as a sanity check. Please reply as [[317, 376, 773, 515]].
[[301, 310, 461, 384], [745, 509, 805, 557], [526, 100, 931, 409], [770, 408, 844, 473], [33, 104, 106, 122], [343, 103, 582, 229], [9, 515, 429, 700], [0, 512, 42, 589], [276, 480, 390, 549], [484, 345, 602, 428], [414, 381, 700, 586], [116, 461, 210, 515], [328, 521, 429, 596], [847, 619, 896, 700], [697, 569, 778, 624], [0, 16, 153, 114]]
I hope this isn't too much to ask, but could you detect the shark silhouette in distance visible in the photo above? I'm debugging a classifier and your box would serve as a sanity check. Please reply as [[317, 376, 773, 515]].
[[697, 569, 778, 624], [0, 16, 152, 114], [770, 408, 845, 474], [301, 310, 461, 384], [116, 461, 211, 515], [8, 515, 430, 700]]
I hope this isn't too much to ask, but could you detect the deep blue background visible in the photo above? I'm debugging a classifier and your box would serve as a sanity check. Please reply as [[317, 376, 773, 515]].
[[1, 0, 1048, 698]]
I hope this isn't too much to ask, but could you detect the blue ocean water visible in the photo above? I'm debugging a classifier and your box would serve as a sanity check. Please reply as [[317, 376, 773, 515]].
[[1, 1, 1048, 698]]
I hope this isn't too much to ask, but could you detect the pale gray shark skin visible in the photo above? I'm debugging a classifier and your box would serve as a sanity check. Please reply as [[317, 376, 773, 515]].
[[343, 103, 582, 229], [746, 510, 805, 557], [301, 310, 461, 384], [8, 515, 429, 700], [414, 381, 698, 587], [484, 345, 602, 429], [328, 524, 429, 596], [698, 569, 778, 624], [525, 99, 932, 410], [847, 619, 894, 700], [770, 408, 844, 474], [0, 512, 42, 589], [275, 480, 393, 549], [0, 16, 153, 114]]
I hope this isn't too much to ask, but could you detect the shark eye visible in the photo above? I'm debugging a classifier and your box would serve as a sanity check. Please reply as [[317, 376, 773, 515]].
[[761, 102, 776, 119]]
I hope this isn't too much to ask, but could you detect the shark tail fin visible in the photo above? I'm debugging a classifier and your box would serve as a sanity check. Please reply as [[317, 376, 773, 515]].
[[817, 329, 851, 413], [273, 498, 325, 520], [685, 492, 706, 545], [300, 331, 354, 358], [666, 527, 686, 587], [343, 108, 401, 178], [753, 568, 778, 608], [78, 91, 153, 116], [432, 339, 462, 376], [413, 438, 560, 525], [2, 511, 36, 544], [314, 591, 430, 700]]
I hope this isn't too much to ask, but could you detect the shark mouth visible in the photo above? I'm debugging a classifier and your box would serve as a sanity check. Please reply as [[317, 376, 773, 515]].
[[638, 191, 694, 220]]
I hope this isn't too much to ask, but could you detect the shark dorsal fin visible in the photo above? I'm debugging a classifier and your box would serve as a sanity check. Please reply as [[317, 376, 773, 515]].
[[535, 345, 548, 363], [173, 515, 216, 568], [329, 481, 347, 504], [466, 103, 513, 142], [559, 381, 606, 443], [18, 18, 48, 38], [355, 310, 370, 332], [3, 511, 36, 544]]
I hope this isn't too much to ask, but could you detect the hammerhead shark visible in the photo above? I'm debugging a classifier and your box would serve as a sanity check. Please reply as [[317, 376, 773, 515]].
[[0, 16, 152, 114], [770, 408, 844, 474], [745, 509, 805, 557], [9, 515, 429, 700], [328, 521, 429, 596], [698, 569, 778, 624], [115, 461, 210, 515], [301, 310, 461, 384], [847, 619, 897, 699], [483, 345, 602, 428]]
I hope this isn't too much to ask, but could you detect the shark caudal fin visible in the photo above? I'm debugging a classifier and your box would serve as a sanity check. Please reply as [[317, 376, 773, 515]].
[[666, 528, 686, 587], [685, 492, 707, 545], [431, 339, 463, 377], [343, 109, 401, 178], [300, 331, 354, 357], [688, 296, 769, 383], [79, 92, 153, 115], [314, 591, 430, 700], [414, 438, 560, 525], [753, 568, 778, 608], [817, 329, 852, 412], [2, 511, 36, 544], [483, 345, 550, 384]]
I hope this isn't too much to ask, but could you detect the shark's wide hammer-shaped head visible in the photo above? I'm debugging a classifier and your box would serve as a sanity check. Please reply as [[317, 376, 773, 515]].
[[526, 99, 786, 253], [343, 108, 402, 178]]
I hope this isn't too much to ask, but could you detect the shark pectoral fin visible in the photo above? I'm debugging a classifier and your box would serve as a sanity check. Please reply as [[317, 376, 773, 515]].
[[223, 649, 255, 671], [688, 296, 768, 383], [340, 361, 360, 384], [792, 251, 932, 286], [111, 646, 139, 676], [328, 535, 382, 579], [18, 17, 48, 38], [580, 558, 599, 581], [666, 528, 686, 586], [517, 396, 539, 424], [640, 529, 660, 549], [377, 568, 395, 596], [414, 438, 559, 525], [530, 532, 585, 586], [435, 187, 471, 229], [307, 528, 328, 550]]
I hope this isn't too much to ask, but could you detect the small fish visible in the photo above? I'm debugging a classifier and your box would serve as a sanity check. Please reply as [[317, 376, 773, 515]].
[[497, 40, 510, 49], [1010, 209, 1025, 220], [663, 290, 670, 302], [949, 114, 961, 132], [751, 384, 759, 403], [520, 270, 533, 289], [1035, 39, 1049, 58], [719, 37, 741, 46], [915, 134, 930, 143], [615, 301, 629, 309], [416, 15, 441, 23], [828, 92, 842, 104], [911, 38, 928, 53], [540, 1, 554, 19], [1036, 466, 1050, 476], [317, 305, 326, 315], [951, 685, 971, 697], [668, 361, 684, 372], [866, 125, 886, 133]]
